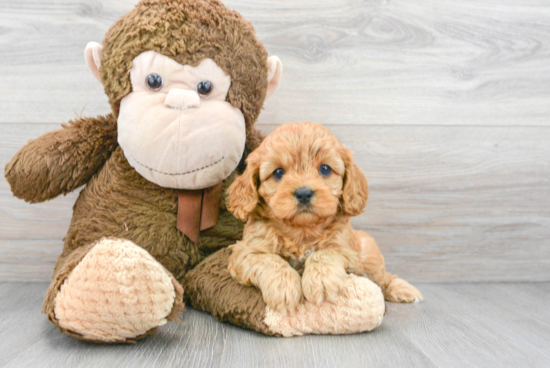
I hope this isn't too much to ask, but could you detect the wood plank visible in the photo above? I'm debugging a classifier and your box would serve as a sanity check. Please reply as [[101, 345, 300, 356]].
[[1, 123, 549, 282], [0, 0, 549, 126], [0, 240, 62, 281], [393, 283, 550, 367], [446, 283, 550, 328], [1, 282, 549, 367]]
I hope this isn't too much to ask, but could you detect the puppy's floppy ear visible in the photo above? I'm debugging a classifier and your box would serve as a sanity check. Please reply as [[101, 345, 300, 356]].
[[227, 151, 261, 222], [341, 148, 369, 216]]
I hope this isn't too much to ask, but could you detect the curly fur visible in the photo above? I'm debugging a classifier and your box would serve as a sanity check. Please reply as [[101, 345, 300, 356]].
[[227, 122, 424, 313]]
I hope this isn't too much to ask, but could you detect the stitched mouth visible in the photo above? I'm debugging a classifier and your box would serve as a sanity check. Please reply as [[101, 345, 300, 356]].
[[130, 155, 225, 176]]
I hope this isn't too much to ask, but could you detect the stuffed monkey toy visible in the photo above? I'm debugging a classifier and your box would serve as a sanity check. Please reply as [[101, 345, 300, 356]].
[[5, 0, 385, 342]]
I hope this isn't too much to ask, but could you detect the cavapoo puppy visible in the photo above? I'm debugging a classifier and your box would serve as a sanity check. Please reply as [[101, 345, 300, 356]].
[[227, 122, 423, 314]]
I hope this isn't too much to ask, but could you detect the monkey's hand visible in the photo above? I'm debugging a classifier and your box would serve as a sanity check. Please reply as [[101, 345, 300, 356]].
[[5, 114, 117, 203]]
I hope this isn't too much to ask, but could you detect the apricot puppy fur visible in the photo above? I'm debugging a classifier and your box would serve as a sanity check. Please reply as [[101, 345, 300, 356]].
[[227, 122, 423, 314]]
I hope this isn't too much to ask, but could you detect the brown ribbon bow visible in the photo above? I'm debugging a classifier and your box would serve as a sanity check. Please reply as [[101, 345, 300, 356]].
[[176, 182, 223, 244]]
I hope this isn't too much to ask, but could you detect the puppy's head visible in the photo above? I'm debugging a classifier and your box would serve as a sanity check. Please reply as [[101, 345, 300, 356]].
[[227, 122, 368, 225]]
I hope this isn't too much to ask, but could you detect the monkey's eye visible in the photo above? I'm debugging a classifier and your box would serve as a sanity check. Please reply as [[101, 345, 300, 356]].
[[319, 164, 332, 177], [272, 168, 285, 180], [197, 81, 213, 96], [146, 73, 163, 91]]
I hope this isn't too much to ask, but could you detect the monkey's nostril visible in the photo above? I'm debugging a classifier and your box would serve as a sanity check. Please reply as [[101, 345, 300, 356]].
[[294, 187, 314, 205]]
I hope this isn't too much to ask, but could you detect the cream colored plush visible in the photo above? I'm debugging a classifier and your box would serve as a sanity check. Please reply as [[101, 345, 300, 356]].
[[54, 238, 177, 343], [266, 56, 282, 99], [118, 51, 246, 190], [84, 42, 103, 82], [263, 274, 385, 337]]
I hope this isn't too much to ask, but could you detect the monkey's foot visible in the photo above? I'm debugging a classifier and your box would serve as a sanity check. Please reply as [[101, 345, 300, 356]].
[[264, 274, 385, 337], [384, 277, 424, 303], [53, 238, 184, 343]]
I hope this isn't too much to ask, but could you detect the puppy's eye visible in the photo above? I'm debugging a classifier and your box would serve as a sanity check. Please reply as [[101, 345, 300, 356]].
[[146, 73, 163, 91], [272, 168, 285, 180], [319, 164, 332, 177], [197, 81, 213, 96]]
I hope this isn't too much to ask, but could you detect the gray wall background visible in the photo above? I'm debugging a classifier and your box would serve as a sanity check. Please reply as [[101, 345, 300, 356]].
[[1, 0, 549, 282]]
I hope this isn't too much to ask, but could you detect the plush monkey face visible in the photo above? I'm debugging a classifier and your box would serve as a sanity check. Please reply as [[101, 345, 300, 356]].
[[84, 0, 283, 190], [118, 51, 246, 189]]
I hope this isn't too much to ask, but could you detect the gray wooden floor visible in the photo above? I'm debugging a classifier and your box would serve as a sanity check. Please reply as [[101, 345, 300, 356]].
[[0, 282, 548, 368]]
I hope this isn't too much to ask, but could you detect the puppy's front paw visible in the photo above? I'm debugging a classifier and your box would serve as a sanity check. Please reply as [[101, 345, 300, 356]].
[[302, 263, 347, 304], [261, 268, 303, 314]]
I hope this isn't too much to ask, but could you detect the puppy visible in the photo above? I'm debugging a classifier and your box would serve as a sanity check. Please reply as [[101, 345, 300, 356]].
[[227, 122, 423, 314]]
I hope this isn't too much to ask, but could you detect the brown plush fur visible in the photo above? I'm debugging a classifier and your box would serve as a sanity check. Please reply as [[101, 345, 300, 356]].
[[5, 114, 118, 203], [4, 0, 272, 342], [183, 247, 276, 336], [227, 123, 423, 314], [101, 0, 268, 132]]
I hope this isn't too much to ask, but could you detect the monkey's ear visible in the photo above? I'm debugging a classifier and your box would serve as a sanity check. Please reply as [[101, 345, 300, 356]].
[[266, 56, 283, 99], [84, 42, 104, 82]]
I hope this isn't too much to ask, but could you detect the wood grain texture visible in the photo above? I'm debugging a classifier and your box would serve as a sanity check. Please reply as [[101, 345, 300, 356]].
[[1, 0, 549, 364], [0, 0, 549, 126], [1, 124, 549, 282], [0, 282, 549, 368], [1, 0, 550, 282]]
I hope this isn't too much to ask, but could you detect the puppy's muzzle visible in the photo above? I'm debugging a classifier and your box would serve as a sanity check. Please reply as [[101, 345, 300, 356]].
[[294, 187, 314, 205]]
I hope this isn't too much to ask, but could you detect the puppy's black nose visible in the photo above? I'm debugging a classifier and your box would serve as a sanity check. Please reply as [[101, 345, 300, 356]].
[[294, 187, 314, 205]]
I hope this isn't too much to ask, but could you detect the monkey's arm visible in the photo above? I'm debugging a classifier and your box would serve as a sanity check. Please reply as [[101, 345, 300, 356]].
[[5, 114, 118, 203]]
